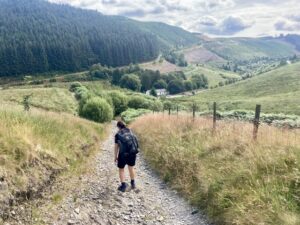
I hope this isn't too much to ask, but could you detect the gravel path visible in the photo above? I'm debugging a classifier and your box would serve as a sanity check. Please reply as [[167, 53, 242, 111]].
[[6, 122, 210, 225]]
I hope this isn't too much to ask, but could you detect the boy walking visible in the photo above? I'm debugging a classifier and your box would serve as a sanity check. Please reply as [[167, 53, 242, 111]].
[[114, 121, 139, 192]]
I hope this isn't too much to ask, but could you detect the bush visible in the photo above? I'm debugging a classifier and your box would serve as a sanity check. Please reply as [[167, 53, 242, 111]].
[[151, 100, 163, 112], [79, 97, 113, 123], [109, 91, 128, 116], [154, 79, 167, 89], [167, 79, 185, 94], [163, 101, 173, 110], [121, 108, 151, 124], [69, 82, 83, 92], [184, 80, 193, 91], [120, 74, 141, 91], [49, 78, 57, 83], [128, 96, 152, 109], [74, 86, 91, 101]]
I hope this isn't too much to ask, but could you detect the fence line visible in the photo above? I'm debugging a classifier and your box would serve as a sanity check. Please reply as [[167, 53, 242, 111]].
[[163, 102, 262, 140]]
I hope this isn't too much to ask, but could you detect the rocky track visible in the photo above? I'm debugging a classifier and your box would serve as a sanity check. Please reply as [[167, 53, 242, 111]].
[[6, 122, 210, 225]]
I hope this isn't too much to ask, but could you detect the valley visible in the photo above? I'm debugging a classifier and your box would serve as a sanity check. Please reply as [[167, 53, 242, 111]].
[[0, 0, 299, 225]]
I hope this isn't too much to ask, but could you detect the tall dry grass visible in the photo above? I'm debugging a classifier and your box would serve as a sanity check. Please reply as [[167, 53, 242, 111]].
[[0, 105, 106, 213], [131, 114, 300, 225]]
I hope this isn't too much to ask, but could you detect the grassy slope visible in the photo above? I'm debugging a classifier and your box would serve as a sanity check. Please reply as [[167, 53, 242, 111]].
[[0, 87, 78, 114], [140, 59, 183, 74], [183, 65, 240, 87], [204, 38, 297, 61], [0, 105, 105, 216], [0, 81, 109, 220], [140, 59, 240, 87], [131, 114, 300, 225], [176, 62, 300, 115]]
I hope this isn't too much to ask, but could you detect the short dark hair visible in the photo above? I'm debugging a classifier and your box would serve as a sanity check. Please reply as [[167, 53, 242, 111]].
[[117, 121, 126, 129]]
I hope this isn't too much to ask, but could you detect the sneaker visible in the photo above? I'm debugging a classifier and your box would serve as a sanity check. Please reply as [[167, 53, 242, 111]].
[[131, 180, 136, 190], [117, 183, 128, 192]]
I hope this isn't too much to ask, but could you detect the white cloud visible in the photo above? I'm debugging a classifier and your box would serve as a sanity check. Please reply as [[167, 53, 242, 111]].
[[48, 0, 300, 37]]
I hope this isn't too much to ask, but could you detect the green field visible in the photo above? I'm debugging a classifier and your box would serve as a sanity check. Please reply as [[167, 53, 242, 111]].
[[204, 38, 297, 61], [175, 62, 300, 115], [183, 65, 240, 87], [0, 87, 78, 114]]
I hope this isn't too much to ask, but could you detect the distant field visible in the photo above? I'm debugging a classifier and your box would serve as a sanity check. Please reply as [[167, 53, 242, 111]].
[[180, 46, 225, 64], [140, 59, 183, 73], [204, 38, 298, 61], [184, 65, 240, 87], [175, 62, 300, 115]]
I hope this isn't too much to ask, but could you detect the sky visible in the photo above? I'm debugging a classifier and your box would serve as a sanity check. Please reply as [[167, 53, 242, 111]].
[[48, 0, 300, 37]]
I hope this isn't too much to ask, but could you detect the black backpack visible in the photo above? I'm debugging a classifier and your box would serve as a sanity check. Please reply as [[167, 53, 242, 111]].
[[118, 129, 139, 155]]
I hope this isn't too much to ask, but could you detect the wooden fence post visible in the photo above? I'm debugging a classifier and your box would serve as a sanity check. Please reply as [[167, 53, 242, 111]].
[[253, 104, 261, 140], [192, 103, 196, 119], [177, 105, 179, 116], [168, 107, 171, 116], [213, 102, 217, 132]]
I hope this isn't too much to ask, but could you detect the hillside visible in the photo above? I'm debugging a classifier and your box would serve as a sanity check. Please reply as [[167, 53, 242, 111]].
[[176, 62, 300, 115], [184, 65, 240, 87], [0, 0, 198, 77], [203, 37, 298, 61]]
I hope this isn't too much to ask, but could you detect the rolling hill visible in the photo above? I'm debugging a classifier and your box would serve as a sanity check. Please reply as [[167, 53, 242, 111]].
[[175, 62, 300, 115], [203, 37, 298, 61], [0, 0, 198, 77]]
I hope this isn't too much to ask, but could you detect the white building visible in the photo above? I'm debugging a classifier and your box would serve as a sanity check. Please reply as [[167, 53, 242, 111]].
[[146, 88, 168, 97]]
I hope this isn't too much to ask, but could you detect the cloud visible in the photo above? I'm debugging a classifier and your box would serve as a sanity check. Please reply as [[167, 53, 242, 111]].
[[197, 16, 254, 35], [198, 16, 218, 26], [219, 16, 253, 35], [274, 19, 300, 31], [47, 0, 300, 37]]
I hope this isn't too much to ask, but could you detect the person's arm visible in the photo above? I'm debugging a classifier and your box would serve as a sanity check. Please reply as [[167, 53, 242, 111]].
[[114, 133, 120, 163], [114, 143, 119, 163]]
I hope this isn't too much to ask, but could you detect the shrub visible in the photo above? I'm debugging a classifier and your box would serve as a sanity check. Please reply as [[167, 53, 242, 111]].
[[109, 91, 128, 116], [167, 79, 185, 94], [69, 82, 83, 92], [154, 79, 167, 89], [121, 108, 151, 124], [79, 97, 113, 123], [74, 86, 91, 101], [184, 80, 193, 91], [163, 101, 173, 110], [128, 96, 152, 109], [49, 78, 57, 83], [120, 74, 141, 92], [151, 100, 163, 112]]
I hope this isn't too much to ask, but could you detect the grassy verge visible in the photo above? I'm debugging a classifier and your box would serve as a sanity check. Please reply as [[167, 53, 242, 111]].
[[0, 87, 77, 114], [0, 106, 106, 219], [131, 114, 300, 225]]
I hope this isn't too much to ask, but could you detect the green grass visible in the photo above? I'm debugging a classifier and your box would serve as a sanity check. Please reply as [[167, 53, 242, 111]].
[[0, 87, 78, 113], [175, 62, 300, 115], [183, 65, 240, 87]]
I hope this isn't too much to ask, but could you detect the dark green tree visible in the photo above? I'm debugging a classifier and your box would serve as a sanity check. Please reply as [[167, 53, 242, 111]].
[[120, 74, 142, 92], [167, 79, 185, 94]]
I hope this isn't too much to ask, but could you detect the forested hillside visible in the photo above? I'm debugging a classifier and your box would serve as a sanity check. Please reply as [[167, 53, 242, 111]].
[[0, 0, 197, 77]]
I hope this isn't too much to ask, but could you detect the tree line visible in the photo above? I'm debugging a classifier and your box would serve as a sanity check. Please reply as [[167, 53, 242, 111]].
[[89, 64, 208, 95], [0, 0, 159, 76]]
